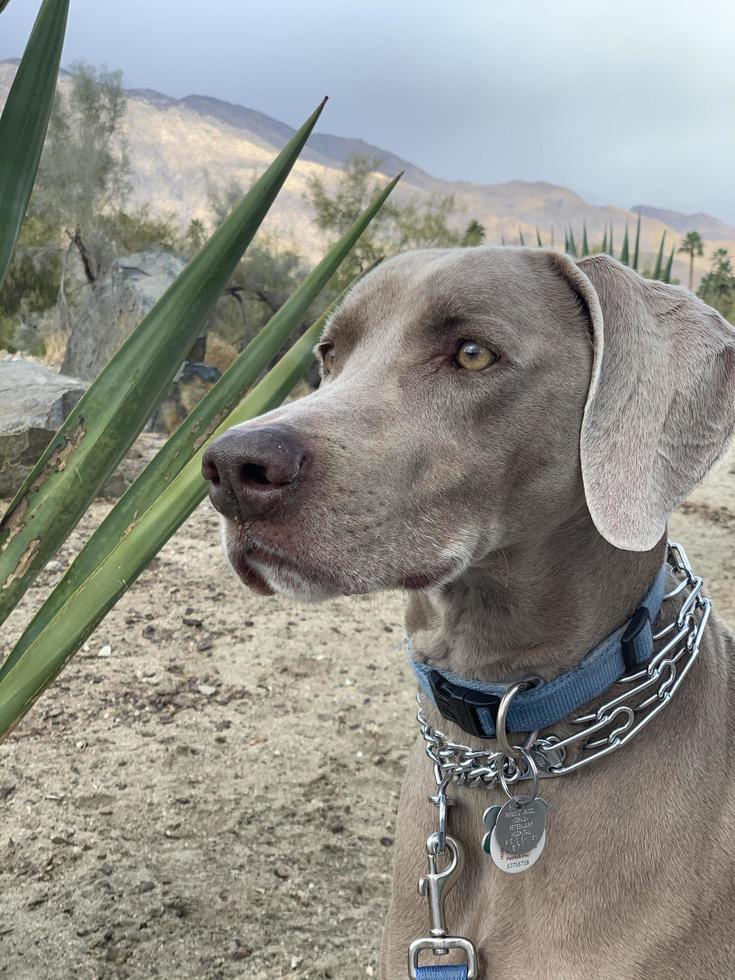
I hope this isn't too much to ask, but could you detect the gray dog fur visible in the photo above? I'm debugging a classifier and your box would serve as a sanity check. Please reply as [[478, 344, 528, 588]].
[[206, 248, 735, 978]]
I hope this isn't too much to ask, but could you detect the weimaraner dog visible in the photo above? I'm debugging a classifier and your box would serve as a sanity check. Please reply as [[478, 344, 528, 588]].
[[202, 248, 735, 979]]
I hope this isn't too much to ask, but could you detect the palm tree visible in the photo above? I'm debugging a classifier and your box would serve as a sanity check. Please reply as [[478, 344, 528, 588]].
[[679, 231, 704, 291]]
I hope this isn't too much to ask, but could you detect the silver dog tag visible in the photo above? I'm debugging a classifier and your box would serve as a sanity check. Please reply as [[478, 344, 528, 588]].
[[489, 826, 546, 874], [493, 797, 547, 855], [482, 798, 548, 872]]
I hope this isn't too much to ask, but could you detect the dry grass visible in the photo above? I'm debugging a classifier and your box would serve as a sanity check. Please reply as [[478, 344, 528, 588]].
[[40, 329, 69, 368]]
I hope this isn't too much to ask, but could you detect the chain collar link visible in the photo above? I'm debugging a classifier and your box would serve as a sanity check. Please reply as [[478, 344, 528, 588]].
[[416, 541, 710, 789]]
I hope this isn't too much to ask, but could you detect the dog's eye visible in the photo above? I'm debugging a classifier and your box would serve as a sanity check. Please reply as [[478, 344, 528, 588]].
[[454, 340, 497, 371], [319, 342, 336, 375]]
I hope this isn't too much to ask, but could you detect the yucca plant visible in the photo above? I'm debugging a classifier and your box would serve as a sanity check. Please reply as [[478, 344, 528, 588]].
[[652, 230, 667, 281], [620, 223, 630, 265], [581, 222, 589, 258], [632, 213, 641, 271], [663, 245, 675, 284], [534, 216, 674, 286], [0, 0, 398, 739]]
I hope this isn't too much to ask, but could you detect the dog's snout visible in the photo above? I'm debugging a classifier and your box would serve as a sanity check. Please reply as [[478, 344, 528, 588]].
[[202, 425, 305, 518]]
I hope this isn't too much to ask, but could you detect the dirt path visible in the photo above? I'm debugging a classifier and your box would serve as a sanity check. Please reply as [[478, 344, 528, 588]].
[[2, 448, 734, 979]]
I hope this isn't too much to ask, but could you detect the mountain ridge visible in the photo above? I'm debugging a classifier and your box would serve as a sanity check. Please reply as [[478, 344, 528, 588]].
[[1, 59, 732, 282]]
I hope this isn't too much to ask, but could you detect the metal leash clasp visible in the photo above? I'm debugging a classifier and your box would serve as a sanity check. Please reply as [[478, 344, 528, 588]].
[[408, 832, 478, 979]]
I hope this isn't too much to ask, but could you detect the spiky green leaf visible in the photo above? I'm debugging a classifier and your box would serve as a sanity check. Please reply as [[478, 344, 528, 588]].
[[663, 246, 675, 284], [0, 0, 69, 289], [4, 182, 397, 668], [0, 297, 345, 738], [632, 213, 641, 271], [620, 224, 630, 265], [0, 99, 327, 625], [581, 223, 589, 257], [653, 230, 667, 280]]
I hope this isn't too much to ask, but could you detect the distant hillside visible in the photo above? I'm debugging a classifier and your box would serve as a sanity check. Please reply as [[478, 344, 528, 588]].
[[632, 205, 735, 243], [0, 59, 730, 284]]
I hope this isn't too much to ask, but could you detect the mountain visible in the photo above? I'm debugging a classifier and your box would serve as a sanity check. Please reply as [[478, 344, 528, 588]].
[[0, 60, 730, 285], [632, 205, 735, 243]]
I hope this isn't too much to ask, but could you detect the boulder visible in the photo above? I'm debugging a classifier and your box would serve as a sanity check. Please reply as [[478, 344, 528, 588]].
[[62, 250, 189, 381], [148, 362, 222, 434], [0, 359, 87, 497]]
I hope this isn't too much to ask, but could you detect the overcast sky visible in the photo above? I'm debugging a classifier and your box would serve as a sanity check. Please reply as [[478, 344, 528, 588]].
[[3, 0, 735, 221]]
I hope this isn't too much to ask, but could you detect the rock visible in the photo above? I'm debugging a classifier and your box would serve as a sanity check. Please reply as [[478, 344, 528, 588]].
[[61, 250, 221, 436], [148, 361, 221, 434], [100, 432, 166, 499], [62, 251, 188, 381], [196, 684, 217, 697], [231, 946, 253, 961], [0, 359, 87, 497], [97, 645, 112, 658]]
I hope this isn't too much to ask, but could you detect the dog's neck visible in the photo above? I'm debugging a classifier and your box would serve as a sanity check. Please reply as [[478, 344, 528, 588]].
[[406, 509, 666, 683]]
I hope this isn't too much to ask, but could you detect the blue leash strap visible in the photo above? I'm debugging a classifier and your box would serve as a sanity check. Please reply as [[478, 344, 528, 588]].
[[416, 965, 469, 979], [410, 559, 670, 738]]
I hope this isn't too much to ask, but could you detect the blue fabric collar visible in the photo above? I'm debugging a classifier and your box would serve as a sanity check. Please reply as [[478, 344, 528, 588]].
[[410, 561, 670, 739]]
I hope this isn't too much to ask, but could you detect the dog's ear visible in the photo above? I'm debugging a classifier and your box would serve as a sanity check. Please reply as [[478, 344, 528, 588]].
[[547, 251, 735, 551]]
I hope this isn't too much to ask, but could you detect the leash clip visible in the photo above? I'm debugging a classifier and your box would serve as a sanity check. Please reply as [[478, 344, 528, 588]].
[[408, 832, 478, 979]]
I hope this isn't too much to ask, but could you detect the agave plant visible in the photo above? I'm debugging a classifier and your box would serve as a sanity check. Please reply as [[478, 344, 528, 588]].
[[559, 218, 673, 284], [632, 213, 641, 272], [0, 0, 398, 738]]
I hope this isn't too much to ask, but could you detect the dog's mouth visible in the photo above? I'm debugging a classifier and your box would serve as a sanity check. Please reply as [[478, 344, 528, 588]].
[[225, 524, 470, 601], [230, 555, 276, 596], [227, 533, 345, 600]]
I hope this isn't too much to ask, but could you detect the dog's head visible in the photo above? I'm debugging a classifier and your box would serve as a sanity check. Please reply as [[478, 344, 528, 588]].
[[202, 247, 735, 601]]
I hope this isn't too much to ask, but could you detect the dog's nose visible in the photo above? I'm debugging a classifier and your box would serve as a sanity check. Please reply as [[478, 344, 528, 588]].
[[201, 425, 306, 519]]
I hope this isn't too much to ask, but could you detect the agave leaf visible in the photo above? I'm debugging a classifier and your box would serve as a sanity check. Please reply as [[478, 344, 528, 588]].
[[632, 213, 641, 271], [0, 99, 327, 625], [518, 227, 525, 246], [0, 0, 12, 12], [535, 227, 542, 248], [653, 230, 667, 280], [609, 225, 614, 258], [4, 180, 397, 668], [0, 0, 69, 289], [0, 298, 346, 738], [663, 246, 675, 284], [581, 223, 589, 257], [601, 227, 608, 254], [620, 224, 629, 265], [567, 227, 577, 258]]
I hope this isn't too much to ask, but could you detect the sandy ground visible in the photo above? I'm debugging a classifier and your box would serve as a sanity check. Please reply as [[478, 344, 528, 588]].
[[1, 446, 735, 980]]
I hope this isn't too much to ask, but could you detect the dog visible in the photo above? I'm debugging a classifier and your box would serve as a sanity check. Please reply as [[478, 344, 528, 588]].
[[202, 247, 735, 979]]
